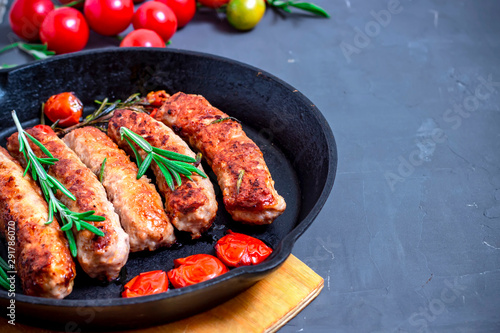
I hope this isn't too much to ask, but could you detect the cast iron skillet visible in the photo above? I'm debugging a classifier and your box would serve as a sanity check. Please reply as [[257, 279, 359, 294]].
[[0, 48, 337, 331]]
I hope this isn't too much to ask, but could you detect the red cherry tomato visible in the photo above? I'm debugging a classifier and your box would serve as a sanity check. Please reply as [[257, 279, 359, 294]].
[[167, 254, 228, 288], [120, 29, 166, 48], [43, 92, 83, 127], [155, 0, 196, 28], [84, 0, 134, 36], [39, 7, 89, 54], [122, 270, 168, 298], [215, 230, 273, 267], [132, 1, 177, 42], [198, 0, 230, 8], [9, 0, 54, 42], [32, 125, 55, 135]]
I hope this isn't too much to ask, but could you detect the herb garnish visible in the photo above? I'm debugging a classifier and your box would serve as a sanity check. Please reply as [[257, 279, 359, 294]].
[[267, 0, 330, 18], [12, 111, 105, 257], [119, 127, 207, 191], [210, 116, 240, 125], [100, 158, 107, 183], [0, 257, 10, 290]]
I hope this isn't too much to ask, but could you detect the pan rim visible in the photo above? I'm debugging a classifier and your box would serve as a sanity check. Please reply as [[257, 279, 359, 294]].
[[0, 47, 337, 309]]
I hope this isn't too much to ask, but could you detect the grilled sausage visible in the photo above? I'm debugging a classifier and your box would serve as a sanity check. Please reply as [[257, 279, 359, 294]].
[[108, 109, 217, 239], [155, 92, 286, 225], [7, 126, 129, 281], [0, 146, 75, 298], [63, 127, 176, 252]]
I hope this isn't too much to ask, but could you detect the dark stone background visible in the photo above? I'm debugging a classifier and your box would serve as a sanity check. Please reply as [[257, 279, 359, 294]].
[[1, 0, 499, 331]]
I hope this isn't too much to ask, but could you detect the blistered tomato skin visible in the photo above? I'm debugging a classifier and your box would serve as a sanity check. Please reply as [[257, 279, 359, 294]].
[[215, 230, 273, 267], [9, 0, 54, 42], [167, 254, 228, 288], [155, 0, 196, 28], [120, 29, 166, 48], [44, 92, 83, 127], [122, 270, 168, 298], [84, 0, 134, 36], [133, 1, 177, 42], [39, 7, 89, 54]]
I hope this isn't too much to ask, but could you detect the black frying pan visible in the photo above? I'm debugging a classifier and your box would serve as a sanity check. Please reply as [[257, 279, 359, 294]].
[[0, 48, 337, 331]]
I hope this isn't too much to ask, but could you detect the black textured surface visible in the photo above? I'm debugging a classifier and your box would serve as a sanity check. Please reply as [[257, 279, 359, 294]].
[[1, 0, 500, 332]]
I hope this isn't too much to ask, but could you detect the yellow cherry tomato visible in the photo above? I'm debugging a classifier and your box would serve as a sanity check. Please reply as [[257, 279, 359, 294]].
[[226, 0, 266, 31]]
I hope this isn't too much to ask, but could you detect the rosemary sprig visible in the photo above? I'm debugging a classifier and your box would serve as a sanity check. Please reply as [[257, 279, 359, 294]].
[[0, 257, 10, 290], [100, 158, 107, 183], [12, 111, 105, 257], [119, 127, 207, 191], [0, 42, 55, 61], [54, 93, 152, 136], [267, 0, 330, 18], [210, 116, 240, 125]]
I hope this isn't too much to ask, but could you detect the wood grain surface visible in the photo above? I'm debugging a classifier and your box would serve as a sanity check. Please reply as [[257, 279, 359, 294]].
[[0, 254, 323, 333]]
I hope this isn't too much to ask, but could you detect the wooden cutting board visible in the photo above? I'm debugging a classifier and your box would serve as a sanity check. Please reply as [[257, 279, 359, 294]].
[[0, 254, 323, 333]]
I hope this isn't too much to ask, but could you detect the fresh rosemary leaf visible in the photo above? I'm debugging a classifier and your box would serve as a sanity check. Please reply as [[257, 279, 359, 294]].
[[23, 159, 31, 177], [120, 127, 152, 153], [60, 220, 73, 231], [47, 174, 76, 200], [80, 222, 105, 236], [65, 230, 77, 257], [100, 158, 107, 183], [0, 276, 9, 290], [81, 215, 106, 222], [152, 147, 197, 163], [292, 2, 330, 17], [155, 158, 175, 191], [137, 153, 153, 179], [175, 161, 207, 178], [154, 154, 193, 177], [0, 257, 9, 271], [72, 210, 97, 218], [24, 131, 55, 159], [124, 136, 143, 166]]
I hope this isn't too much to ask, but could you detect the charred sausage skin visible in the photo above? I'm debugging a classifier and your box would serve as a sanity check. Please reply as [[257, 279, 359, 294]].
[[0, 147, 76, 298], [108, 109, 217, 239], [63, 127, 176, 252], [7, 128, 129, 281], [155, 92, 286, 225]]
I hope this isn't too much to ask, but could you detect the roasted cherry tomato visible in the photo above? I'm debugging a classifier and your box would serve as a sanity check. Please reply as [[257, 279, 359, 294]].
[[122, 270, 168, 298], [9, 0, 54, 42], [84, 0, 134, 36], [167, 254, 228, 288], [155, 0, 196, 27], [226, 0, 266, 31], [39, 7, 89, 54], [43, 92, 83, 127], [133, 1, 177, 42], [215, 230, 273, 267], [147, 90, 170, 107], [198, 0, 230, 8], [32, 125, 55, 135], [120, 29, 166, 48]]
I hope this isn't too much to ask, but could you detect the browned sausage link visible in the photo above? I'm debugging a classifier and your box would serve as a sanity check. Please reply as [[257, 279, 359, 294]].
[[108, 109, 218, 239], [63, 127, 176, 252], [0, 147, 75, 298], [155, 92, 286, 225], [7, 128, 129, 281]]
